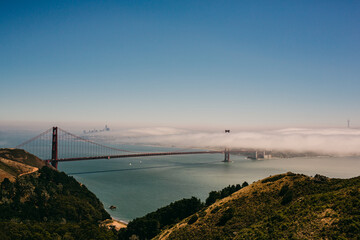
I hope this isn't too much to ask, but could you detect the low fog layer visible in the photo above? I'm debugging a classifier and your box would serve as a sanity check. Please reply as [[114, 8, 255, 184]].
[[90, 127, 360, 155]]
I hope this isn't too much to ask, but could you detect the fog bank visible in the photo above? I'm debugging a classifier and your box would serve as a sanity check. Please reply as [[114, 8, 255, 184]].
[[91, 127, 360, 155]]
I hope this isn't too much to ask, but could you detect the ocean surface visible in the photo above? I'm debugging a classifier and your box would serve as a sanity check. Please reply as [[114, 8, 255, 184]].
[[1, 131, 359, 222]]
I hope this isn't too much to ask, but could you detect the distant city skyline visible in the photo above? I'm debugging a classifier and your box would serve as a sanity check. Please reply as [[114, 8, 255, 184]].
[[1, 1, 359, 130]]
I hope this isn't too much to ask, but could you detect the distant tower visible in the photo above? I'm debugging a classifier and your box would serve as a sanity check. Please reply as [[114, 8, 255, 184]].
[[224, 148, 230, 162], [348, 119, 350, 128], [224, 130, 230, 162]]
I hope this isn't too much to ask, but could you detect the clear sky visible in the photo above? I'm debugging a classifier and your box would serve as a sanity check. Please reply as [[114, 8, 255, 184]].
[[1, 0, 359, 130]]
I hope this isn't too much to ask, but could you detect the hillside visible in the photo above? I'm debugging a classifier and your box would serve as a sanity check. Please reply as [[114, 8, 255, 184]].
[[0, 149, 117, 239], [155, 173, 360, 240], [0, 148, 48, 181]]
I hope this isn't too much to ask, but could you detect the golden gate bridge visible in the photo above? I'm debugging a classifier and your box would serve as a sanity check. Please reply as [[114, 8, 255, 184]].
[[16, 127, 252, 169]]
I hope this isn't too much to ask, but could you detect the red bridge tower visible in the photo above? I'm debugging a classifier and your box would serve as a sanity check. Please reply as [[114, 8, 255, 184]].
[[51, 127, 58, 169]]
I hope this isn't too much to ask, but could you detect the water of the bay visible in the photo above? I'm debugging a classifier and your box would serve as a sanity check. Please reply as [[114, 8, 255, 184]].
[[58, 150, 360, 222]]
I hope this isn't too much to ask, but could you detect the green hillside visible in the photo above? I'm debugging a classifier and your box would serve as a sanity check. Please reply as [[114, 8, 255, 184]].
[[0, 149, 117, 240], [155, 173, 360, 240]]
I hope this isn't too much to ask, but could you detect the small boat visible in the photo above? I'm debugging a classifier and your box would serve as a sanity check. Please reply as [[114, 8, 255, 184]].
[[109, 205, 116, 210]]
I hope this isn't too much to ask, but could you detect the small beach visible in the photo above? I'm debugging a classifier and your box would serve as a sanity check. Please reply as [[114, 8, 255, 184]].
[[102, 218, 127, 231]]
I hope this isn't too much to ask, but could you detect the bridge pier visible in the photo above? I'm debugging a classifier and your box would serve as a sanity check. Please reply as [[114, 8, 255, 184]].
[[224, 149, 230, 162]]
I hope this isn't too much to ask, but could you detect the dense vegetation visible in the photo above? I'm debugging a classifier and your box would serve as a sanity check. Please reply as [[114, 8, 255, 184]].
[[0, 166, 117, 240], [205, 182, 248, 206], [0, 166, 110, 222], [154, 173, 360, 240], [118, 197, 204, 240], [0, 221, 117, 240]]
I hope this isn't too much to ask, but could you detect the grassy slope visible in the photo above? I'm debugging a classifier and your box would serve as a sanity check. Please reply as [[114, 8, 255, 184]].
[[155, 173, 360, 240], [0, 148, 48, 181], [0, 148, 47, 168]]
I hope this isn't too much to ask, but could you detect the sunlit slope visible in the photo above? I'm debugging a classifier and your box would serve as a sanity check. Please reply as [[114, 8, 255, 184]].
[[0, 148, 48, 181], [155, 173, 360, 240]]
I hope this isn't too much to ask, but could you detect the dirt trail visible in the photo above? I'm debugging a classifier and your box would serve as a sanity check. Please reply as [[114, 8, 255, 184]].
[[18, 167, 38, 177]]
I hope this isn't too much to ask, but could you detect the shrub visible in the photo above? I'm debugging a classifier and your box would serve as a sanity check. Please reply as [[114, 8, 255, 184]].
[[216, 208, 234, 226], [242, 181, 249, 187], [205, 184, 242, 206], [262, 174, 286, 184], [279, 185, 289, 196], [281, 190, 294, 205], [188, 215, 198, 224]]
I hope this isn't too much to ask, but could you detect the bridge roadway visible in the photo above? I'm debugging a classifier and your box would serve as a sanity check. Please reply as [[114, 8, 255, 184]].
[[49, 150, 227, 162]]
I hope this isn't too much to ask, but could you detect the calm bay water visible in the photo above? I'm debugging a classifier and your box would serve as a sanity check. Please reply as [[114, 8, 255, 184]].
[[58, 149, 360, 222]]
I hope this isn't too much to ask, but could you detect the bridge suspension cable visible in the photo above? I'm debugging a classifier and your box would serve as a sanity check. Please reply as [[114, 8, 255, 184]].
[[15, 126, 231, 169], [16, 127, 138, 161], [57, 127, 136, 153]]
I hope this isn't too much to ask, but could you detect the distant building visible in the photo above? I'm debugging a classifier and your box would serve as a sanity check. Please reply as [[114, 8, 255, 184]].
[[83, 125, 110, 134], [248, 151, 272, 160], [258, 151, 272, 159], [263, 152, 272, 159]]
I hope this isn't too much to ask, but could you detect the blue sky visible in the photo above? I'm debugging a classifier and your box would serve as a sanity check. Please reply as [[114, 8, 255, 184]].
[[1, 0, 359, 129]]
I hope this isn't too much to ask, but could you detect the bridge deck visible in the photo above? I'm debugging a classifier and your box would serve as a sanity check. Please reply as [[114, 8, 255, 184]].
[[46, 150, 226, 162]]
